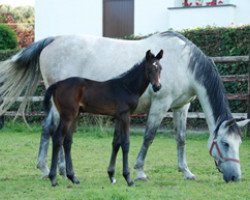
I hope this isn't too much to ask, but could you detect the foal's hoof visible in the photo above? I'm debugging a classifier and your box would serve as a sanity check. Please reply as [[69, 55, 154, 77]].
[[51, 181, 58, 187], [110, 177, 117, 185], [73, 177, 80, 184], [49, 174, 58, 187], [127, 180, 135, 187], [50, 178, 58, 187], [68, 175, 80, 184]]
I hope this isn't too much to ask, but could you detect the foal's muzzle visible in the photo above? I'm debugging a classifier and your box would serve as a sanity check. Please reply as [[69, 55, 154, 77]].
[[152, 84, 161, 92]]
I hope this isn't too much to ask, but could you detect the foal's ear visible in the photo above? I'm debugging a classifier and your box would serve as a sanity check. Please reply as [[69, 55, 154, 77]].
[[146, 50, 154, 61], [156, 49, 163, 60]]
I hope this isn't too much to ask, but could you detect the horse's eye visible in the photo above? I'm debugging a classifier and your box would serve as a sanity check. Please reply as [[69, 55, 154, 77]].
[[222, 141, 229, 148]]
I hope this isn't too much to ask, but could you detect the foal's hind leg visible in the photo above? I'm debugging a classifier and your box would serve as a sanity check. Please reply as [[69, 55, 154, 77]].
[[173, 104, 195, 180], [63, 129, 80, 184], [49, 120, 64, 186]]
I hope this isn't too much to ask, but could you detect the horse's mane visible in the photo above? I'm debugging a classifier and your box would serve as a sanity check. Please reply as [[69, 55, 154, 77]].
[[161, 31, 233, 127]]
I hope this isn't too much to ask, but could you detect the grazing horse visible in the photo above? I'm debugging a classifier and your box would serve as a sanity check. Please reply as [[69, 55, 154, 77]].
[[0, 31, 249, 183], [44, 50, 163, 186]]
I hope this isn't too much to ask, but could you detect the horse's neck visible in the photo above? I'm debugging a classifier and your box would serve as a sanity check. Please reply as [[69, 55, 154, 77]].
[[121, 63, 149, 96], [193, 61, 233, 135]]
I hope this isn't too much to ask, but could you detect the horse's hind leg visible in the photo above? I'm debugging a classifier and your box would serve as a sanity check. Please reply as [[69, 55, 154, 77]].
[[173, 104, 195, 180], [37, 108, 66, 177], [37, 109, 54, 177]]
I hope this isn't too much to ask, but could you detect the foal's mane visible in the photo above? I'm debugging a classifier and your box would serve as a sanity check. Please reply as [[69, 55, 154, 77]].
[[112, 59, 145, 80]]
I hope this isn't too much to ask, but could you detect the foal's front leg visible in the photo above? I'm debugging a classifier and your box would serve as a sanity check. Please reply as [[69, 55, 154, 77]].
[[120, 113, 134, 186], [107, 120, 121, 184]]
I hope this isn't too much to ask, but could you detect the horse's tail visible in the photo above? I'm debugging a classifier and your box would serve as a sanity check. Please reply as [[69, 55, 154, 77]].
[[43, 83, 57, 115], [0, 37, 55, 117]]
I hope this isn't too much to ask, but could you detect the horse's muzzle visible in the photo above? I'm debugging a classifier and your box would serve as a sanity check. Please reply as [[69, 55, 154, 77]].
[[152, 84, 161, 92]]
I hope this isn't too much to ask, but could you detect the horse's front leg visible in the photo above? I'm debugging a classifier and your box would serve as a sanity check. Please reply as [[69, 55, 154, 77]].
[[134, 100, 168, 181], [173, 104, 195, 180], [120, 113, 134, 186], [107, 120, 121, 184]]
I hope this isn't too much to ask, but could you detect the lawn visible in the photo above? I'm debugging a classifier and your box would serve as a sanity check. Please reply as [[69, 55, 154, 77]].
[[0, 122, 250, 200]]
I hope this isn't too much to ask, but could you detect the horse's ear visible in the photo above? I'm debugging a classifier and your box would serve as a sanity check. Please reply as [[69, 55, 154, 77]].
[[146, 50, 153, 61], [218, 119, 236, 133], [236, 119, 250, 128], [156, 49, 163, 60]]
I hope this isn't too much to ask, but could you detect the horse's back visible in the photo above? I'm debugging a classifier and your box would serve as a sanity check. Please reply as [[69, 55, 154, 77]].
[[40, 32, 197, 112]]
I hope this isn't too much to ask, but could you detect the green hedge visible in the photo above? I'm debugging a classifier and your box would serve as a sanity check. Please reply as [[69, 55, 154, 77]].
[[0, 49, 20, 61], [181, 26, 249, 113], [182, 26, 249, 56], [0, 24, 18, 50]]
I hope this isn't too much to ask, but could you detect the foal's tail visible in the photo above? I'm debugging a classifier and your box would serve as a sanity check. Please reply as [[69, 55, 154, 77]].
[[43, 83, 57, 116], [0, 37, 55, 117]]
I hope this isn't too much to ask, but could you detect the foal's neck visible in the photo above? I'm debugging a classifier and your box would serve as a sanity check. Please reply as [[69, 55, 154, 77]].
[[121, 61, 149, 96]]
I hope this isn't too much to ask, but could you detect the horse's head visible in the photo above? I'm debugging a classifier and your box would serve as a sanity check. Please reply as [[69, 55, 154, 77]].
[[145, 50, 163, 92], [208, 118, 250, 182]]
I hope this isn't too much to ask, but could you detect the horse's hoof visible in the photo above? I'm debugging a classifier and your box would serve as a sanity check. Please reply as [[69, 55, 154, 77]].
[[42, 174, 49, 179], [185, 175, 196, 180], [134, 169, 148, 181], [184, 171, 196, 180], [36, 163, 50, 177], [134, 176, 149, 182]]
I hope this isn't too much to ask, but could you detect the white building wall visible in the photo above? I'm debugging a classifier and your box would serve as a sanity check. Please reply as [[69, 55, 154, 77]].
[[168, 5, 236, 30], [35, 0, 102, 40], [35, 0, 250, 40], [134, 0, 171, 35], [233, 0, 250, 26]]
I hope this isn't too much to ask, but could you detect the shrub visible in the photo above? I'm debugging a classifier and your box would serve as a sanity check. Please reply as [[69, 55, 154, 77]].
[[181, 26, 250, 113], [0, 49, 19, 61], [0, 23, 18, 50]]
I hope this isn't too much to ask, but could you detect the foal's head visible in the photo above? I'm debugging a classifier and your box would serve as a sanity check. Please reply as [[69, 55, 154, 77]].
[[145, 50, 163, 92]]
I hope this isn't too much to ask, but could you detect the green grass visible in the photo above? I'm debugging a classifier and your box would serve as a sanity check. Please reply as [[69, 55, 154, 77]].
[[0, 122, 250, 200]]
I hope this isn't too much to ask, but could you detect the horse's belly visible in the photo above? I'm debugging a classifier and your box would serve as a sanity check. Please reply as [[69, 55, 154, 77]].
[[170, 93, 196, 110]]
